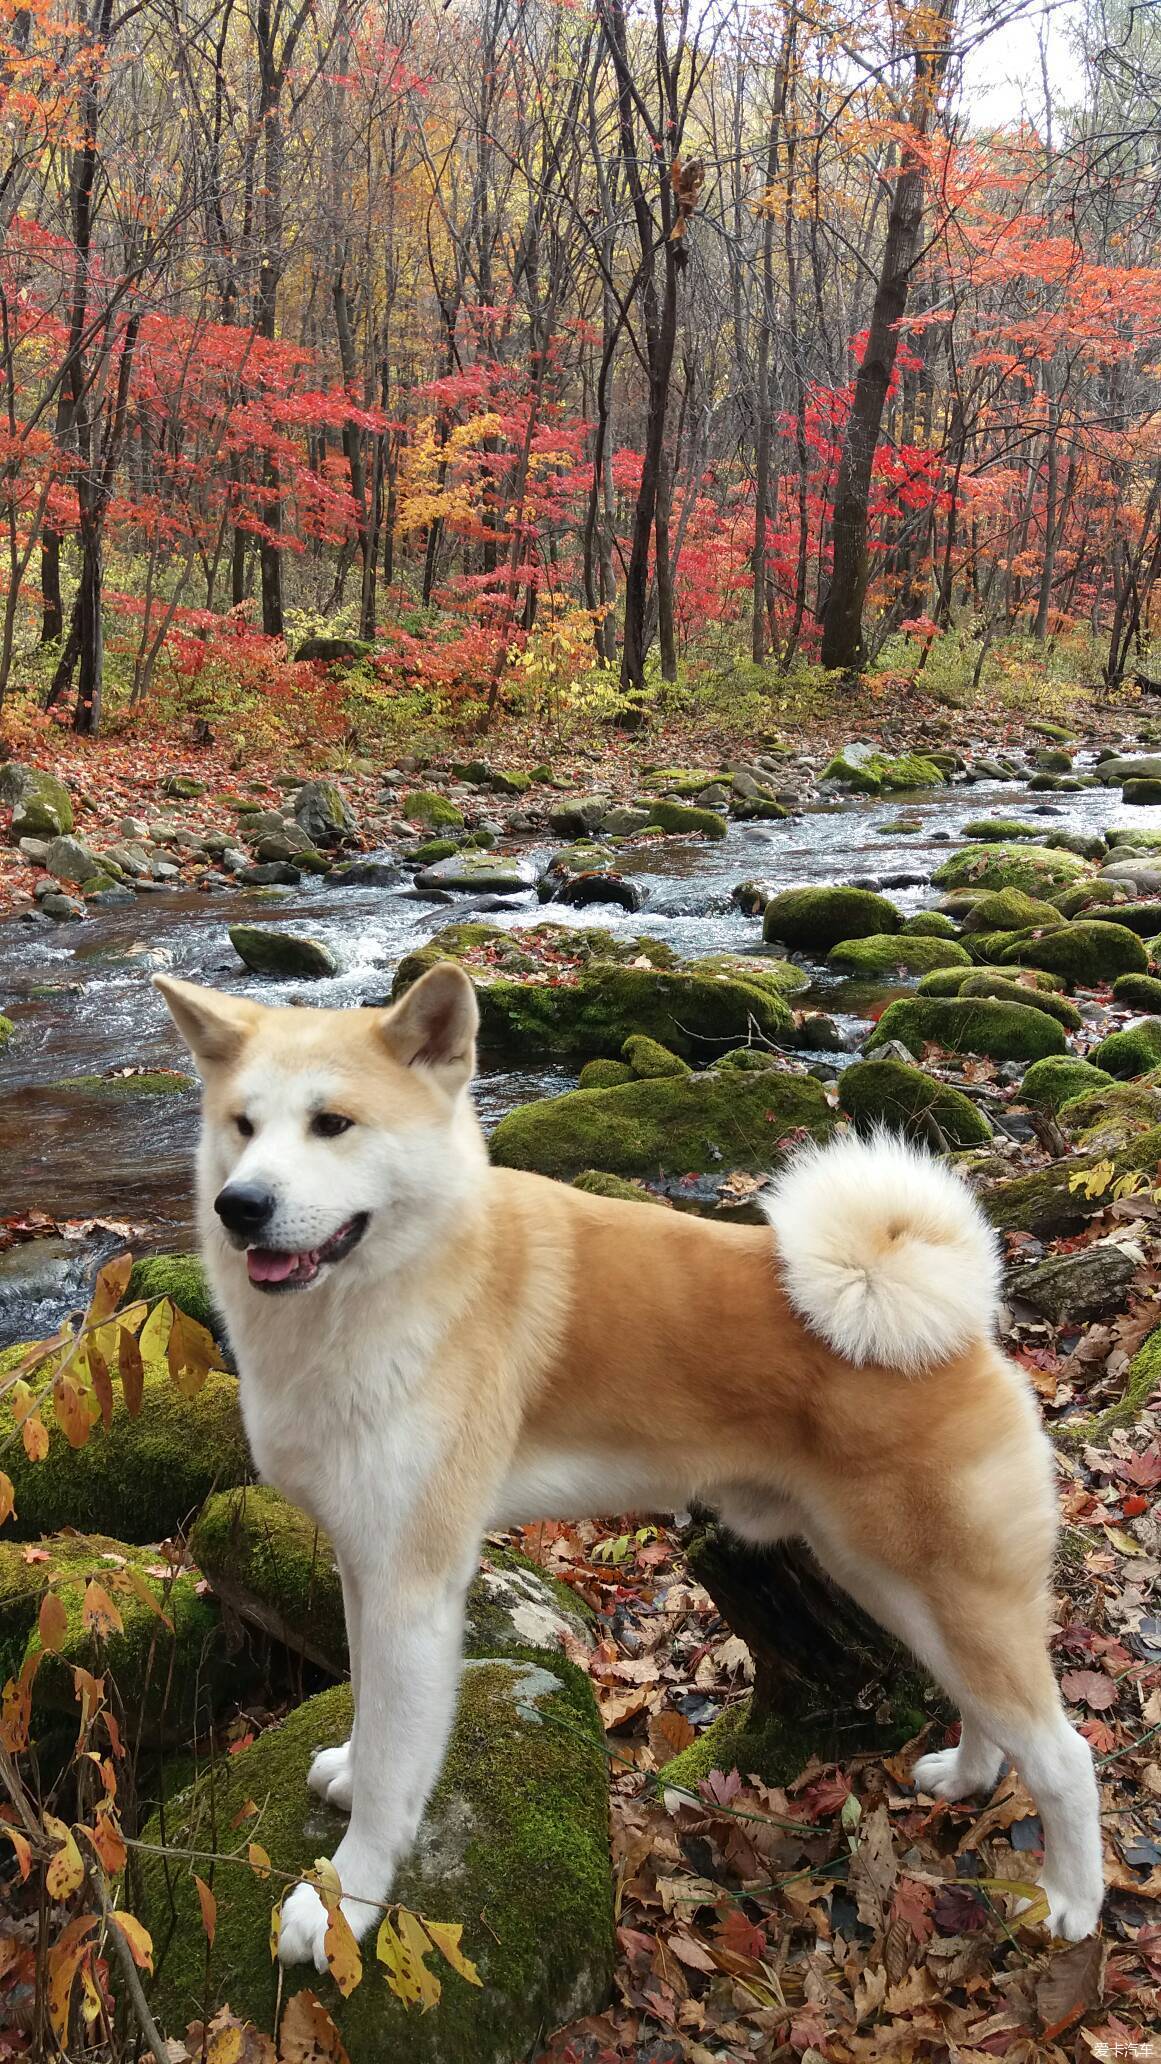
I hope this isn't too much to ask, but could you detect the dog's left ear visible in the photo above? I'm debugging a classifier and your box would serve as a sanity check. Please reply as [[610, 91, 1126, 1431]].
[[154, 975, 261, 1068], [380, 963, 478, 1093]]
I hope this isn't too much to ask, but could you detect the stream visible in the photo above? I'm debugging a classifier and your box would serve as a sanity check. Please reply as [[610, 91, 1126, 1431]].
[[1, 754, 1154, 1344]]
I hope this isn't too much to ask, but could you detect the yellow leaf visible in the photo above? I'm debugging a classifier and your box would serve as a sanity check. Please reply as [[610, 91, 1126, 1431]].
[[324, 1903, 363, 1996], [207, 2028, 244, 2064], [90, 1253, 133, 1324], [44, 1814, 85, 1898], [138, 1299, 173, 1363], [278, 1990, 350, 2064], [53, 1372, 90, 1449], [423, 1916, 482, 1987], [196, 1873, 217, 1946], [22, 1411, 49, 1462], [82, 1580, 124, 1638], [117, 1326, 144, 1415], [39, 1590, 68, 1652], [269, 1900, 281, 1963], [46, 1914, 98, 2041], [310, 1856, 343, 1911], [109, 1909, 154, 1972], [249, 1841, 272, 1880], [375, 1913, 425, 2008], [2, 1825, 32, 1881], [109, 1563, 173, 1630], [397, 1908, 441, 2010], [0, 1471, 14, 1528]]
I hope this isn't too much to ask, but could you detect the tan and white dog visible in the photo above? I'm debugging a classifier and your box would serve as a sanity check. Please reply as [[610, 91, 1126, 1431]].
[[157, 963, 1104, 1968]]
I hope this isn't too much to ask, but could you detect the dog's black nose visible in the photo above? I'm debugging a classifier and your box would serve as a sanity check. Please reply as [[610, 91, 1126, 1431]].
[[215, 1181, 276, 1237]]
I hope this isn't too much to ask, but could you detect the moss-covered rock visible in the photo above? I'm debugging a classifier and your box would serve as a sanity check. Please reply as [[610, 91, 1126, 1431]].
[[229, 925, 339, 979], [839, 1059, 991, 1148], [622, 1034, 689, 1079], [1059, 1081, 1161, 1149], [961, 888, 1062, 932], [577, 1059, 633, 1089], [125, 1252, 218, 1336], [1121, 778, 1161, 805], [52, 1070, 195, 1098], [138, 1670, 613, 2059], [932, 843, 1089, 895], [1020, 1056, 1115, 1110], [716, 1047, 781, 1071], [762, 885, 901, 951], [1058, 1322, 1161, 1443], [0, 1351, 247, 1542], [822, 751, 944, 792], [1091, 1016, 1161, 1078], [957, 973, 1082, 1030], [407, 836, 459, 865], [915, 967, 975, 996], [827, 933, 970, 977], [1050, 880, 1130, 918], [571, 1170, 667, 1204], [1112, 973, 1161, 1011], [490, 1068, 835, 1180], [899, 911, 957, 938], [981, 1124, 1161, 1235], [190, 1486, 591, 1675], [865, 995, 1065, 1063], [642, 766, 718, 795], [402, 789, 464, 828], [0, 1012, 13, 1049], [0, 1532, 229, 1743], [1000, 920, 1148, 986], [686, 951, 811, 1000], [1094, 899, 1161, 938], [644, 800, 728, 840], [1, 762, 74, 837], [661, 1685, 927, 1797], [961, 818, 1041, 841]]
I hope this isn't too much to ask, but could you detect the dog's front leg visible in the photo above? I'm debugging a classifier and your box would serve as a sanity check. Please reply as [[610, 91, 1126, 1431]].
[[278, 1572, 466, 1970], [307, 1550, 363, 1812]]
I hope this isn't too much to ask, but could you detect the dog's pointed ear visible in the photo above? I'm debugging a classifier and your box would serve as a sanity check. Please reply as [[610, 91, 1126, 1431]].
[[153, 975, 260, 1068], [380, 963, 478, 1092]]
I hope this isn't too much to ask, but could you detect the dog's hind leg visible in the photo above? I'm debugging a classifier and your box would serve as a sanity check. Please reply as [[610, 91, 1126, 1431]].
[[802, 1528, 1103, 1941], [307, 1551, 363, 1812], [913, 1718, 1005, 1802]]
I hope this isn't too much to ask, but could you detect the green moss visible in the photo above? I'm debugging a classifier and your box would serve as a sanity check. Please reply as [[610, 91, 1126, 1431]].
[[1112, 974, 1161, 1011], [1051, 881, 1129, 918], [1098, 900, 1161, 937], [661, 1687, 928, 1796], [1020, 1056, 1115, 1110], [0, 1353, 247, 1543], [865, 995, 1066, 1063], [1092, 1017, 1161, 1079], [1001, 920, 1148, 986], [578, 1059, 633, 1089], [138, 1669, 613, 2059], [571, 1170, 666, 1204], [1035, 747, 1074, 772], [822, 751, 883, 792], [229, 925, 338, 979], [686, 951, 811, 999], [839, 1058, 992, 1147], [716, 1047, 780, 1071], [964, 888, 1062, 931], [958, 974, 1082, 1030], [442, 962, 797, 1061], [827, 933, 970, 976], [1059, 1081, 1161, 1149], [961, 818, 1043, 841], [901, 911, 958, 938], [642, 766, 718, 794], [51, 1070, 195, 1098], [490, 1069, 835, 1180], [126, 1253, 218, 1335], [932, 844, 1089, 895], [0, 1014, 13, 1049], [916, 967, 975, 996], [548, 842, 615, 876], [874, 753, 946, 789], [402, 789, 464, 828], [1121, 778, 1161, 804], [645, 800, 728, 840], [762, 885, 901, 950], [1058, 1324, 1161, 1444], [407, 837, 458, 865], [621, 1035, 690, 1079], [983, 1124, 1161, 1234]]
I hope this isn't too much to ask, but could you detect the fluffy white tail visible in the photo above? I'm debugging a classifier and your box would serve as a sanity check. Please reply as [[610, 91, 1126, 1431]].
[[761, 1130, 1001, 1372]]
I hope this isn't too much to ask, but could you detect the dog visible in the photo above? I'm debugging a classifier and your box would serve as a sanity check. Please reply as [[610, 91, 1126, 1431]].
[[156, 962, 1105, 1968]]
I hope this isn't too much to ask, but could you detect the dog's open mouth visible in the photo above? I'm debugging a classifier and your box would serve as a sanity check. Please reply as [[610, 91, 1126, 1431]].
[[245, 1213, 369, 1292]]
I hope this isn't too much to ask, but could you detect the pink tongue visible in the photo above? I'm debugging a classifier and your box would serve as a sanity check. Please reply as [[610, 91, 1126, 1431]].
[[248, 1248, 304, 1284]]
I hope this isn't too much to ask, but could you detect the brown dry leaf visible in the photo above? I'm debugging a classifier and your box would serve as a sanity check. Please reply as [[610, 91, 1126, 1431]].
[[957, 1768, 1038, 1852], [1035, 1933, 1108, 2037], [278, 1990, 350, 2064], [849, 1803, 898, 1933], [648, 1709, 696, 1766]]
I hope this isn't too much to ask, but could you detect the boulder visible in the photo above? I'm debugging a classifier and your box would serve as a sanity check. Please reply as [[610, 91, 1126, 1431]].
[[414, 853, 537, 895], [1006, 1242, 1137, 1325], [1020, 1056, 1115, 1111], [622, 1034, 689, 1079], [762, 885, 901, 950], [644, 800, 728, 840], [126, 1252, 218, 1335], [865, 995, 1066, 1063], [1122, 779, 1161, 805], [600, 805, 653, 836], [1000, 920, 1148, 986], [551, 873, 643, 913], [932, 843, 1089, 896], [900, 910, 958, 937], [403, 789, 465, 829], [688, 950, 811, 999], [1059, 1081, 1161, 1149], [1093, 899, 1161, 937], [961, 818, 1041, 841], [957, 973, 1082, 1030], [229, 926, 339, 979], [961, 888, 1062, 932], [490, 1068, 835, 1180], [0, 1533, 230, 1745], [1, 762, 74, 838], [45, 833, 100, 883], [578, 1059, 633, 1089], [294, 635, 371, 663], [1095, 754, 1161, 784], [1091, 1016, 1161, 1079], [547, 796, 609, 838], [330, 858, 401, 888], [292, 780, 359, 846], [826, 934, 970, 977], [0, 1346, 247, 1542], [1112, 973, 1161, 1011], [839, 1058, 992, 1148], [139, 1667, 613, 2062]]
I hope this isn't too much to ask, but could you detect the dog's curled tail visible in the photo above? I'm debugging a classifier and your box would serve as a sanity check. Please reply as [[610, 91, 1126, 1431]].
[[761, 1129, 1001, 1372]]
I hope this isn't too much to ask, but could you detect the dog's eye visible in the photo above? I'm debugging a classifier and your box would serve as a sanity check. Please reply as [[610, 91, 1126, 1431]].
[[312, 1112, 353, 1139], [235, 1115, 254, 1138]]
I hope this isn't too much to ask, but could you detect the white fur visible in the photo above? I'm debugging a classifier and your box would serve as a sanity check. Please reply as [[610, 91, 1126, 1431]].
[[762, 1130, 1001, 1371]]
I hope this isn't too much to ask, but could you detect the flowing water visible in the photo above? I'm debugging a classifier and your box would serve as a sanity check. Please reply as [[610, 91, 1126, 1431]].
[[1, 755, 1155, 1342]]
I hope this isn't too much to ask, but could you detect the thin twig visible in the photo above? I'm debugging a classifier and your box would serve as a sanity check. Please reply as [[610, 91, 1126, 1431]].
[[89, 1866, 170, 2064]]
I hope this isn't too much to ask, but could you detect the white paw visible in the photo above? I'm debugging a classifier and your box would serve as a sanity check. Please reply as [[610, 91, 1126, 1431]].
[[325, 1767, 354, 1812], [278, 1882, 331, 1972], [1041, 1882, 1103, 1942], [913, 1746, 995, 1803], [307, 1742, 352, 1801]]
